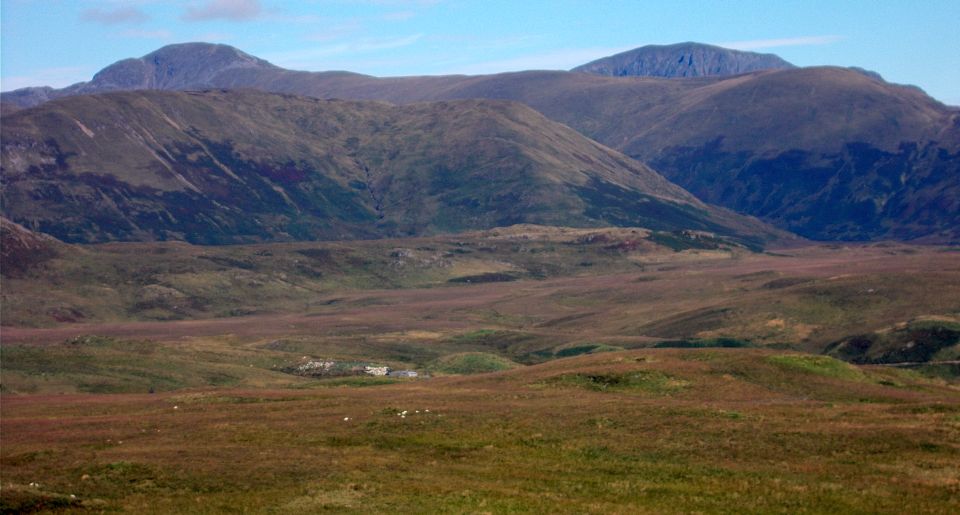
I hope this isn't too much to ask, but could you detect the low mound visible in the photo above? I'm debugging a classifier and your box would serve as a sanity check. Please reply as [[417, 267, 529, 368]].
[[0, 217, 63, 277], [543, 343, 624, 359], [826, 320, 960, 364], [428, 352, 520, 375], [540, 370, 689, 394]]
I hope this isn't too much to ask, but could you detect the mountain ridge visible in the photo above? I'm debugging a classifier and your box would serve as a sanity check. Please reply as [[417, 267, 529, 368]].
[[2, 43, 956, 242], [0, 89, 785, 246]]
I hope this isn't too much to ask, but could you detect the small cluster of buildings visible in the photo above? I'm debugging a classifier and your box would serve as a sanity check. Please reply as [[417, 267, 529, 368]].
[[288, 359, 420, 378], [364, 366, 418, 378]]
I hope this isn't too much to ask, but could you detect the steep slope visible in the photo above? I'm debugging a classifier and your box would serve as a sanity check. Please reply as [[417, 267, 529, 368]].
[[571, 42, 795, 78], [0, 89, 781, 245], [4, 43, 957, 241], [246, 68, 958, 242], [618, 67, 960, 241], [227, 65, 958, 241]]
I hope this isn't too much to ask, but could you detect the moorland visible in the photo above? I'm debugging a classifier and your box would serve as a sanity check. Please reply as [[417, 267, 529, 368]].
[[1, 41, 959, 513], [3, 222, 959, 512]]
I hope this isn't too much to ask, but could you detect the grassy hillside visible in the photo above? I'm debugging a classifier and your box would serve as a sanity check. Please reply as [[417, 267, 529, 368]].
[[1, 89, 782, 246], [219, 60, 960, 242], [1, 224, 759, 327], [4, 225, 958, 364]]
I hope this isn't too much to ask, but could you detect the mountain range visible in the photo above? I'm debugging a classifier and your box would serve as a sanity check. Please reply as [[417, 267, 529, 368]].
[[2, 42, 958, 243], [0, 89, 781, 245], [1, 43, 797, 108]]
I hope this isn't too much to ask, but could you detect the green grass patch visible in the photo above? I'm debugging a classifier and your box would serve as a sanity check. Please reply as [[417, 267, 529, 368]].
[[767, 355, 866, 381], [449, 329, 537, 353], [541, 370, 689, 394], [554, 343, 624, 358], [452, 329, 500, 342], [428, 352, 520, 375], [0, 335, 299, 394], [310, 376, 401, 388], [646, 231, 724, 252]]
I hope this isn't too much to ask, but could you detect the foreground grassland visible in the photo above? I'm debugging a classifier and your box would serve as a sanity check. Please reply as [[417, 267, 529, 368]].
[[2, 349, 959, 513], [3, 232, 959, 512]]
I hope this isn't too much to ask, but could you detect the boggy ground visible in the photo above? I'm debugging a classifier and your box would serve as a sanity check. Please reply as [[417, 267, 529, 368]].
[[2, 349, 959, 513]]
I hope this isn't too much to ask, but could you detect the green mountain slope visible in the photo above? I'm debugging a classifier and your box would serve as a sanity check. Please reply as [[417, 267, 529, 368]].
[[1, 89, 782, 245]]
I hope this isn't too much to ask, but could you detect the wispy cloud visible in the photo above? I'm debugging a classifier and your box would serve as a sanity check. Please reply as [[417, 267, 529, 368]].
[[354, 34, 423, 51], [80, 6, 149, 25], [717, 35, 845, 51], [182, 0, 264, 22], [1, 66, 93, 91], [304, 20, 363, 43], [265, 33, 424, 68]]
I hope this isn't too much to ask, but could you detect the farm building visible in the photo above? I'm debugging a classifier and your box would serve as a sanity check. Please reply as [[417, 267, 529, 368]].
[[364, 366, 390, 376]]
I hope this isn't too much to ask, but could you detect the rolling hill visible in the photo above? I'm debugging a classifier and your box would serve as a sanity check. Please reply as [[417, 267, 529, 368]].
[[3, 43, 958, 242], [0, 89, 781, 245]]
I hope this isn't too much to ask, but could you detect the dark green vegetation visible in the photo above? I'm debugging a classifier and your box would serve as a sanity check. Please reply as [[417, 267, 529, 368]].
[[653, 337, 752, 348], [6, 42, 957, 241], [826, 320, 960, 373], [0, 89, 781, 246], [427, 352, 519, 375], [540, 369, 689, 394]]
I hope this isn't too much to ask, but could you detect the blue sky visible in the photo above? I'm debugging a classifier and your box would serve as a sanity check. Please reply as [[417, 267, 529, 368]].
[[2, 0, 958, 105]]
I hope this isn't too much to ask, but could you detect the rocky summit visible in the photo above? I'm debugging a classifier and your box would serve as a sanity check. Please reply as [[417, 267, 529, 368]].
[[571, 42, 795, 78]]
